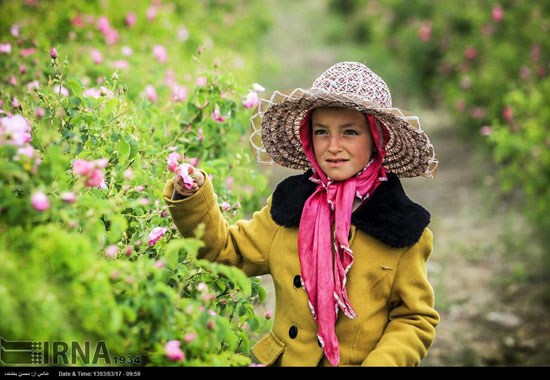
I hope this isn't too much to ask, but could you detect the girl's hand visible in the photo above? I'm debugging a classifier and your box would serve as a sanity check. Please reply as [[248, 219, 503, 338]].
[[173, 165, 205, 197]]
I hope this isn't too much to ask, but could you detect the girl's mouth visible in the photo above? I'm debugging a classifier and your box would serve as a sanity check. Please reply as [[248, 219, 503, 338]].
[[326, 159, 348, 168]]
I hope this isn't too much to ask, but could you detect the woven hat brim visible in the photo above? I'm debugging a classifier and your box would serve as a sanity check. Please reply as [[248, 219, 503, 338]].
[[249, 88, 438, 178]]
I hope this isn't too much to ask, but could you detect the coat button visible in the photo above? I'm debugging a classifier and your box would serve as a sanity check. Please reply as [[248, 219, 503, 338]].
[[289, 326, 298, 339], [293, 275, 302, 288]]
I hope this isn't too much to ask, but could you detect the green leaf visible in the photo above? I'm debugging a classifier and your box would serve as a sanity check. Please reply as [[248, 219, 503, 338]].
[[116, 139, 130, 160], [164, 239, 187, 269], [66, 77, 84, 96]]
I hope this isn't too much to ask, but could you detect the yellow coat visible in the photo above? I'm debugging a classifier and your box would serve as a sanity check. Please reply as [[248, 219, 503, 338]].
[[163, 170, 439, 367]]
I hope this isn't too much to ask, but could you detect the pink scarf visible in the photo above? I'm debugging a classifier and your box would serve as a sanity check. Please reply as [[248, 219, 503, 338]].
[[298, 111, 388, 366]]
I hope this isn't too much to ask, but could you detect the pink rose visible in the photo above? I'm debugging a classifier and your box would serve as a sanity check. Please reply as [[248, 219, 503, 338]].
[[72, 159, 95, 176], [0, 115, 32, 146], [145, 85, 158, 103], [195, 76, 207, 87], [175, 163, 194, 189], [418, 24, 431, 42], [60, 191, 77, 203], [125, 12, 137, 27], [15, 144, 36, 160], [153, 45, 167, 63], [148, 227, 168, 246], [480, 126, 492, 136], [225, 176, 234, 191], [146, 6, 157, 22], [105, 245, 118, 258], [171, 84, 188, 102], [31, 192, 50, 211], [86, 169, 105, 188], [167, 152, 181, 173], [164, 340, 184, 361], [464, 46, 478, 60], [121, 46, 133, 56], [265, 311, 272, 319], [252, 83, 265, 93], [35, 107, 45, 119], [242, 91, 259, 109], [49, 46, 57, 59], [97, 16, 110, 34], [183, 333, 197, 343], [53, 85, 69, 97], [90, 48, 103, 64], [502, 106, 514, 122], [123, 168, 134, 180], [0, 43, 12, 54], [212, 106, 229, 122], [492, 5, 503, 22], [113, 60, 129, 69], [220, 201, 231, 211]]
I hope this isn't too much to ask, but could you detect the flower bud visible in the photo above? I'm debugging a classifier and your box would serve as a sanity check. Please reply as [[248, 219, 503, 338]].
[[50, 47, 57, 59]]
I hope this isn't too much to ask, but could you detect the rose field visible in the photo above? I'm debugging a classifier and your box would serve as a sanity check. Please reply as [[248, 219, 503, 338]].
[[1, 0, 549, 367]]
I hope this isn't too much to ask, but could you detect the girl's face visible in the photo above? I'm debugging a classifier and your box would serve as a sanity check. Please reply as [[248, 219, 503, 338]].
[[311, 107, 374, 181]]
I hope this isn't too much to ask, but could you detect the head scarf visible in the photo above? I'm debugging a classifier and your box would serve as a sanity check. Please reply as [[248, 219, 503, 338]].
[[298, 110, 388, 366]]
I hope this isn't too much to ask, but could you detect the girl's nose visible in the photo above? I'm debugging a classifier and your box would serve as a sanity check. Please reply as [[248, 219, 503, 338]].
[[328, 135, 343, 153]]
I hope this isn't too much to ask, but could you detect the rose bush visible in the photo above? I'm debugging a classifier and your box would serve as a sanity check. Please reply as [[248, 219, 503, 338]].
[[0, 0, 272, 366]]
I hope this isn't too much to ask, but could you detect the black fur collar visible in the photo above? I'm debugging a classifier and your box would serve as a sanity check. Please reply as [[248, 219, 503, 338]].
[[270, 170, 430, 248]]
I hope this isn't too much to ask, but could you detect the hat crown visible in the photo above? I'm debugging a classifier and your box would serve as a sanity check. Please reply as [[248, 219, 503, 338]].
[[311, 62, 392, 108]]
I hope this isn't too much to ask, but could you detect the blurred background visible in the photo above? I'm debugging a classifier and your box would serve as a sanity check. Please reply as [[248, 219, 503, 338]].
[[1, 0, 549, 366]]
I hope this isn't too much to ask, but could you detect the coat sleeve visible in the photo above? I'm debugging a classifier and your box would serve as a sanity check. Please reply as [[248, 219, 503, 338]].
[[362, 227, 440, 366], [162, 171, 278, 277]]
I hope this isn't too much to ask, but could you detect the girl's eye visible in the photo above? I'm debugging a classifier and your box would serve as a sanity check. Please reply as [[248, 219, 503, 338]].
[[344, 129, 359, 135], [313, 129, 327, 135]]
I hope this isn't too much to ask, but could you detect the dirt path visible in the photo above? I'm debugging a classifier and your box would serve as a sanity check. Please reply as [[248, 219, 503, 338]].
[[254, 0, 549, 366]]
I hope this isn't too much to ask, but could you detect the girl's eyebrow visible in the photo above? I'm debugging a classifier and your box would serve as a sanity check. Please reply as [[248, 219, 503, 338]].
[[312, 122, 359, 129]]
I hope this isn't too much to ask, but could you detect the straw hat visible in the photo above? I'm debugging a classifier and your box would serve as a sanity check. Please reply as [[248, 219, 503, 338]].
[[249, 62, 438, 178]]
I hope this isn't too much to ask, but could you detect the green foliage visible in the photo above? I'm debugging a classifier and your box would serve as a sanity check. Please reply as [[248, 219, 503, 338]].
[[0, 0, 272, 367]]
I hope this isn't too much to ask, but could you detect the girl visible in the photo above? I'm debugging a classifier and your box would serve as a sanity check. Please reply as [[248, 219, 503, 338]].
[[163, 62, 439, 367]]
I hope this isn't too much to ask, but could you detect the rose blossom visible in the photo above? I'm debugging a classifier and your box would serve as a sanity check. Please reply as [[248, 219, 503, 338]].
[[90, 48, 103, 64], [492, 5, 503, 22], [164, 340, 184, 361], [125, 12, 137, 27], [171, 84, 188, 102], [252, 83, 265, 93], [212, 106, 229, 122], [148, 227, 168, 246], [60, 191, 77, 203], [167, 152, 180, 173], [86, 169, 105, 188], [35, 107, 45, 119], [53, 85, 69, 97], [503, 106, 514, 122], [220, 201, 231, 211], [242, 91, 259, 109], [121, 46, 133, 56], [183, 333, 197, 343], [0, 43, 12, 54], [175, 163, 194, 189], [0, 115, 32, 146], [145, 85, 158, 103], [105, 245, 118, 258], [31, 192, 50, 211], [195, 76, 207, 87], [153, 45, 167, 63]]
